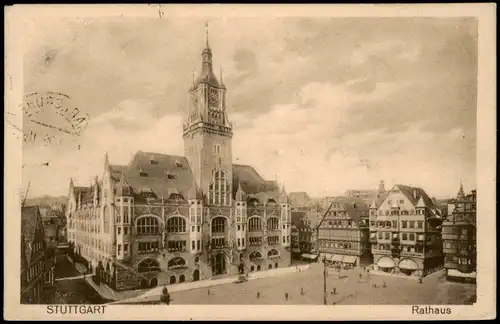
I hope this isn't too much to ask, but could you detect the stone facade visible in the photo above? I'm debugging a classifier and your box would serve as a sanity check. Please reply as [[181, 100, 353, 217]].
[[66, 27, 292, 291]]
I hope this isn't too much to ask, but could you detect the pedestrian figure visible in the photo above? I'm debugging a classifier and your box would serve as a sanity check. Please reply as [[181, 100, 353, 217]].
[[382, 282, 387, 288], [359, 273, 362, 280], [257, 292, 260, 299], [300, 287, 304, 296], [285, 292, 289, 301], [332, 287, 337, 295], [418, 277, 423, 284], [208, 289, 210, 295]]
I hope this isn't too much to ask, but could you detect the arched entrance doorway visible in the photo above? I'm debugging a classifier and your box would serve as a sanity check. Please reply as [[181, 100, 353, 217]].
[[193, 269, 200, 281], [169, 275, 177, 284], [150, 278, 158, 287], [211, 252, 226, 275], [179, 274, 185, 283]]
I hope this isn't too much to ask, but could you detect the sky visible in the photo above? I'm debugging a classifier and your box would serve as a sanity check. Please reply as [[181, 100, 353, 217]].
[[19, 16, 478, 199]]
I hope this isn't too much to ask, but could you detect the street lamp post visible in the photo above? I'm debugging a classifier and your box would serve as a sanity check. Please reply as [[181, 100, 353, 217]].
[[323, 256, 327, 305]]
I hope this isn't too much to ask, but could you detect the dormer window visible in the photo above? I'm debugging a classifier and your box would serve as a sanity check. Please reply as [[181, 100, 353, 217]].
[[139, 169, 148, 177], [174, 160, 182, 168], [149, 159, 158, 165], [166, 172, 175, 180]]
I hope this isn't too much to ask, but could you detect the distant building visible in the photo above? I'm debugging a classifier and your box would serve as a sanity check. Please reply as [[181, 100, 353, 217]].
[[291, 207, 321, 261], [289, 192, 312, 208], [443, 184, 476, 281], [66, 30, 293, 291], [317, 198, 371, 268], [21, 206, 55, 304], [345, 180, 386, 203], [370, 185, 443, 278]]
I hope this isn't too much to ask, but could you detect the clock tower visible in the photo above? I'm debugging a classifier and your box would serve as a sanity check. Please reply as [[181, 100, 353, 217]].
[[183, 23, 233, 206]]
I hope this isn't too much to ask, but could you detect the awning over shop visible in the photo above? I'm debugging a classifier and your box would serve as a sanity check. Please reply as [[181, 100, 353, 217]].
[[398, 259, 419, 270], [331, 254, 344, 262], [301, 253, 319, 261], [447, 269, 477, 279], [417, 234, 424, 241], [319, 253, 334, 261], [377, 257, 396, 268], [370, 233, 376, 238], [342, 255, 357, 264]]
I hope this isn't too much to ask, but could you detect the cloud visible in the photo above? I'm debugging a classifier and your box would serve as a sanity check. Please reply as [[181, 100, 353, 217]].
[[22, 17, 477, 199]]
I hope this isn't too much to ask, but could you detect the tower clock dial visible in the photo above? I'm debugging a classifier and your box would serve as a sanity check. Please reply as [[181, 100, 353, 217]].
[[209, 88, 219, 105]]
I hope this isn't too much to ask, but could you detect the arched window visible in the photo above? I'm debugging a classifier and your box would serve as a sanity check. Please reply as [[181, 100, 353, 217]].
[[208, 170, 230, 205], [168, 257, 187, 270], [249, 251, 263, 261], [166, 217, 186, 233], [211, 217, 226, 233], [267, 217, 279, 231], [138, 258, 161, 273], [268, 264, 273, 269], [248, 198, 260, 207], [248, 217, 263, 232], [267, 249, 279, 259], [136, 217, 160, 235]]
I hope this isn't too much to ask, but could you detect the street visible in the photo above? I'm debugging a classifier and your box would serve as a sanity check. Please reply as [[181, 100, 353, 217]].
[[163, 263, 476, 305]]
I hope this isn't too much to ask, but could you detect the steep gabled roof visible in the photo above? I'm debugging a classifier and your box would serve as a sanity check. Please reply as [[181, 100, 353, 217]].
[[110, 151, 199, 202], [232, 164, 279, 196], [395, 184, 436, 208], [291, 210, 306, 229], [289, 191, 311, 206]]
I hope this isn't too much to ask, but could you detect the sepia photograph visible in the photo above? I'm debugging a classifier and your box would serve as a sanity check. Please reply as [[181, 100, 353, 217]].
[[4, 3, 496, 321]]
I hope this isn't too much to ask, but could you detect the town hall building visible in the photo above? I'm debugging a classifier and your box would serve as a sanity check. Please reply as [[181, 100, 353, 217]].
[[66, 27, 292, 291]]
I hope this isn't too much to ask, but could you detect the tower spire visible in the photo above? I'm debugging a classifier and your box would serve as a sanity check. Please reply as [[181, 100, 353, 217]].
[[457, 180, 465, 199], [205, 21, 209, 48]]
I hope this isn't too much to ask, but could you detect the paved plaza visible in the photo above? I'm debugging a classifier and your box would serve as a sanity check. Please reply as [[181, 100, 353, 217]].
[[125, 263, 476, 305]]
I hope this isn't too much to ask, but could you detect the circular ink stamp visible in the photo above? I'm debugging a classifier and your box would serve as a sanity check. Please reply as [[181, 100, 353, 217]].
[[8, 92, 90, 146]]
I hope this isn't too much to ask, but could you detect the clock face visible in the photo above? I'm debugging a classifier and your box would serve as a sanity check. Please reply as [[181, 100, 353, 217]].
[[209, 89, 219, 105]]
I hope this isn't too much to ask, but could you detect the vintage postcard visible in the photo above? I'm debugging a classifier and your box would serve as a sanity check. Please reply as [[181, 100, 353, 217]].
[[4, 3, 496, 321]]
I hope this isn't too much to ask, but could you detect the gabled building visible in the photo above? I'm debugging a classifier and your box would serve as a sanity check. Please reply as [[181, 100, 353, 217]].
[[289, 192, 312, 208], [317, 198, 371, 268], [21, 206, 54, 304], [66, 27, 292, 291], [344, 180, 386, 204], [370, 185, 443, 277], [443, 184, 476, 281]]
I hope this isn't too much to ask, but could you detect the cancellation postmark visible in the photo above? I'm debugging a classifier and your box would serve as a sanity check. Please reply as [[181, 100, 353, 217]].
[[7, 92, 89, 146]]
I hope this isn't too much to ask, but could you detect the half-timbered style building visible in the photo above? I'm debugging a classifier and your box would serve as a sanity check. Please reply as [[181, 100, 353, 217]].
[[21, 206, 55, 304], [317, 198, 371, 268], [370, 185, 443, 277], [443, 185, 476, 281]]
